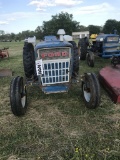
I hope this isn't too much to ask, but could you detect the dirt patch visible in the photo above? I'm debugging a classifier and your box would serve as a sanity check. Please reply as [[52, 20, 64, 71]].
[[0, 69, 12, 77]]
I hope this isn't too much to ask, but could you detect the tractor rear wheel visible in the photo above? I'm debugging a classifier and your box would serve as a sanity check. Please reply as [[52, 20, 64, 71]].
[[82, 73, 100, 109], [78, 38, 88, 60], [86, 52, 94, 67], [111, 56, 120, 66], [69, 41, 79, 78], [23, 43, 35, 78], [10, 76, 27, 116]]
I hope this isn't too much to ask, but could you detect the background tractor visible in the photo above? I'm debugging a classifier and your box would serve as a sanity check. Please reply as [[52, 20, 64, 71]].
[[90, 34, 98, 40], [10, 29, 101, 116], [78, 33, 120, 67]]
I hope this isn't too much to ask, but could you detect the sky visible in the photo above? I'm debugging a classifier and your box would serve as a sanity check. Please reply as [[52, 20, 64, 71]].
[[0, 0, 120, 34]]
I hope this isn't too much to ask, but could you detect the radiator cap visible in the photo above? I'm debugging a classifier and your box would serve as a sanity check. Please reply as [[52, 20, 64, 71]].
[[57, 29, 65, 35]]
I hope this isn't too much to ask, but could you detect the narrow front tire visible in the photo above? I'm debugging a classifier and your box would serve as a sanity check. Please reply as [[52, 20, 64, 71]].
[[10, 76, 27, 116], [82, 73, 100, 109]]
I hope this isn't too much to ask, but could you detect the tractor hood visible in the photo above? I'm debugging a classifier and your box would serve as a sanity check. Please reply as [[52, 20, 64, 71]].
[[96, 34, 119, 43], [35, 40, 72, 52]]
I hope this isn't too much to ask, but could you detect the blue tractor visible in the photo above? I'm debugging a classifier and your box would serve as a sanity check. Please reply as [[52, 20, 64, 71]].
[[10, 29, 101, 116], [79, 33, 120, 67]]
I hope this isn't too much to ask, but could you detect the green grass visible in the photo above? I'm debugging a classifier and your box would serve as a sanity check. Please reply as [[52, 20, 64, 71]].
[[0, 41, 120, 160]]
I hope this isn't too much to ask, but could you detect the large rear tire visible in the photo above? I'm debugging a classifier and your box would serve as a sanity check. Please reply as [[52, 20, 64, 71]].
[[69, 41, 79, 78], [82, 73, 100, 109], [111, 56, 120, 66], [78, 38, 88, 60], [10, 76, 27, 116], [23, 43, 35, 78]]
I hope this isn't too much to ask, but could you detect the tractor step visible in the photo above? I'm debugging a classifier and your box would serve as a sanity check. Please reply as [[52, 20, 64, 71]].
[[99, 65, 120, 103]]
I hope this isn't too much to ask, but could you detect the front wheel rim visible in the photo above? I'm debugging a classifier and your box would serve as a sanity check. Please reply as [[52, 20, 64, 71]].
[[21, 95, 26, 108], [83, 84, 91, 102]]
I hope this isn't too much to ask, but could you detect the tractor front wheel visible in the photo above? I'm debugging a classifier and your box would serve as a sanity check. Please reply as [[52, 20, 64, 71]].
[[10, 76, 27, 116], [82, 73, 100, 109], [78, 38, 88, 60]]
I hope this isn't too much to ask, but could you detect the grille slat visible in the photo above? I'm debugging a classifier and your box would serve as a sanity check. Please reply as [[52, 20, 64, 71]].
[[41, 59, 70, 85]]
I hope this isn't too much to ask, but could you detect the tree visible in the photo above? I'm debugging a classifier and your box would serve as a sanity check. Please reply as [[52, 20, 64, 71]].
[[88, 25, 101, 34], [0, 30, 5, 41], [102, 19, 120, 34], [0, 30, 5, 35], [10, 33, 15, 40], [42, 12, 80, 36], [21, 30, 35, 39], [80, 25, 88, 31], [35, 26, 43, 40]]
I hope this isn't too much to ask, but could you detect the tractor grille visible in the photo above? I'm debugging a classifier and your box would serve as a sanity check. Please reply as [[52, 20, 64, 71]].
[[104, 43, 119, 47], [104, 47, 118, 52], [41, 59, 70, 85]]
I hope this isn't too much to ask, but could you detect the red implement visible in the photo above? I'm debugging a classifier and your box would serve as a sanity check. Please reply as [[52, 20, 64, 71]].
[[0, 48, 9, 58], [99, 65, 120, 103]]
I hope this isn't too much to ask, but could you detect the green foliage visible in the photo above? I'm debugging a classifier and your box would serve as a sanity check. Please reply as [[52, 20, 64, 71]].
[[42, 12, 80, 36], [102, 19, 120, 34], [1, 14, 120, 43], [80, 25, 88, 31], [88, 25, 101, 34], [35, 26, 43, 40], [0, 30, 5, 35], [21, 30, 35, 38]]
